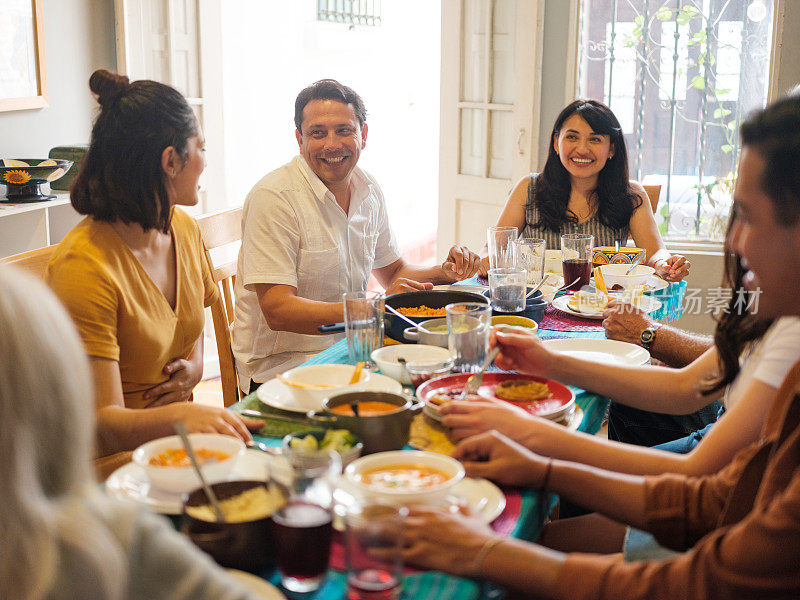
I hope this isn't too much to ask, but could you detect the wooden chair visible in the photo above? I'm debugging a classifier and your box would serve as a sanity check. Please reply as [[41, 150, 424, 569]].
[[643, 185, 661, 214], [196, 207, 243, 407], [1, 245, 56, 278]]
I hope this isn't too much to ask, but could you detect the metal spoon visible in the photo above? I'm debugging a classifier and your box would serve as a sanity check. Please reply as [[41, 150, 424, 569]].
[[525, 277, 549, 299], [557, 277, 582, 293], [173, 422, 225, 523], [625, 253, 645, 275], [385, 304, 432, 332]]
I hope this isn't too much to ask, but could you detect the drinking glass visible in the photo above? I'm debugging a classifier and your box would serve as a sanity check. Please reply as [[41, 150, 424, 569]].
[[343, 291, 384, 367], [488, 267, 527, 313], [513, 238, 546, 285], [271, 449, 342, 593], [561, 234, 594, 292], [344, 502, 407, 600], [487, 226, 519, 270], [446, 302, 491, 373]]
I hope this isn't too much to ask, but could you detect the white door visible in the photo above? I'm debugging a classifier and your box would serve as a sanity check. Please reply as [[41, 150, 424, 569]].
[[114, 0, 226, 215], [438, 0, 544, 258]]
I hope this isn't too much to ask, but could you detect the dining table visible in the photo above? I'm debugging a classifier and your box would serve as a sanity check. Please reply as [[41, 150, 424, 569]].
[[224, 280, 688, 599]]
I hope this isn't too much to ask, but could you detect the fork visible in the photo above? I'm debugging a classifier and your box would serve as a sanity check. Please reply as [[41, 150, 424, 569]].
[[456, 346, 502, 402]]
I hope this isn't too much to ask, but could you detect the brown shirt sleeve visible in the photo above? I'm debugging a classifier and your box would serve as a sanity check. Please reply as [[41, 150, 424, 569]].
[[558, 466, 800, 599]]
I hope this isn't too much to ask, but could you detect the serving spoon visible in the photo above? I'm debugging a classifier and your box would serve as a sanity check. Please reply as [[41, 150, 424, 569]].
[[173, 422, 225, 523], [625, 253, 645, 275], [385, 304, 433, 332]]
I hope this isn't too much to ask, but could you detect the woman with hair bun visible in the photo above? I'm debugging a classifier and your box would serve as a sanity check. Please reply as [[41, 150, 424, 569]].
[[47, 70, 262, 469], [484, 99, 690, 281]]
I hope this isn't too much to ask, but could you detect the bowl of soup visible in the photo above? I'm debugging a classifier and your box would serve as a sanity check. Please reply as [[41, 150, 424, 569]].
[[345, 450, 465, 505], [133, 433, 245, 494], [309, 391, 423, 454]]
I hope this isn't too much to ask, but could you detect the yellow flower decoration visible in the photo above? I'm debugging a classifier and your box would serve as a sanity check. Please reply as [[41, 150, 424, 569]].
[[3, 170, 31, 184]]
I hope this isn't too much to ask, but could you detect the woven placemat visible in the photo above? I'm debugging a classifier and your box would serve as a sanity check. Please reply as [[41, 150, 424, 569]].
[[538, 305, 605, 332]]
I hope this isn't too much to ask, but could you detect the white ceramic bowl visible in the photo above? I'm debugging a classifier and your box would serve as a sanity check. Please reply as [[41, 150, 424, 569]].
[[132, 433, 245, 494], [599, 264, 655, 291], [344, 450, 465, 505], [279, 364, 371, 410], [371, 345, 453, 385]]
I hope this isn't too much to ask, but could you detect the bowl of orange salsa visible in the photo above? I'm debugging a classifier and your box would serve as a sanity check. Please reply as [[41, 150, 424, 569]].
[[132, 433, 245, 493]]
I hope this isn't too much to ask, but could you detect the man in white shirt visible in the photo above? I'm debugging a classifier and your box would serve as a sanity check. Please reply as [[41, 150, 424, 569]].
[[233, 79, 480, 392]]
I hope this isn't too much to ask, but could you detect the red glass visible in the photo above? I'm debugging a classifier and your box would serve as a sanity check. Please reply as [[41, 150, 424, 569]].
[[562, 258, 591, 291], [272, 501, 333, 581]]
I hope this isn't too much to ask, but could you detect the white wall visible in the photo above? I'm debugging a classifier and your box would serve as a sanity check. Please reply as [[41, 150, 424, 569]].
[[0, 0, 116, 156], [219, 0, 441, 255]]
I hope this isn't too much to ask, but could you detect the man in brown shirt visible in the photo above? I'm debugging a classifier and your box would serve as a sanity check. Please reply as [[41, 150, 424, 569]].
[[399, 95, 800, 599]]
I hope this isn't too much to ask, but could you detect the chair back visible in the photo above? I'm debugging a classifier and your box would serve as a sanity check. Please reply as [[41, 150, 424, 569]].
[[1, 245, 56, 278], [196, 207, 243, 407], [643, 185, 661, 214]]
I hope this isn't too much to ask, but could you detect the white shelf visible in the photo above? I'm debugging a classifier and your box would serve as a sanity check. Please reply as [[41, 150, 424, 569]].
[[0, 190, 82, 258]]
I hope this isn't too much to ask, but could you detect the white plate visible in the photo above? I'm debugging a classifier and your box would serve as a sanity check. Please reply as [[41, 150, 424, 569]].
[[226, 570, 286, 600], [551, 294, 661, 320], [542, 338, 650, 366], [105, 449, 270, 514], [256, 372, 403, 413], [645, 275, 669, 293], [334, 476, 505, 526]]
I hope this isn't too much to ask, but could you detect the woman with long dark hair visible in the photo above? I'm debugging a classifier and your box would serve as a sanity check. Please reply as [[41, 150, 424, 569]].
[[47, 70, 261, 470], [486, 99, 690, 281]]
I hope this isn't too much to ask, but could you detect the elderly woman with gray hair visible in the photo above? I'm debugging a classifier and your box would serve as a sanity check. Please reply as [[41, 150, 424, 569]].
[[0, 267, 259, 600]]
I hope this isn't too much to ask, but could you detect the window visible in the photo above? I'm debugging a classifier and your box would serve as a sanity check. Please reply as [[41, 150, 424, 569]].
[[577, 0, 775, 241], [317, 0, 382, 26]]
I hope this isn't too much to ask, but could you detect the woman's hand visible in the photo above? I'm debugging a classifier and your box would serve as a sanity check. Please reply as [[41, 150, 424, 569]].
[[654, 254, 691, 282], [168, 403, 263, 441], [401, 505, 496, 577], [144, 356, 204, 405], [441, 245, 482, 281], [491, 326, 554, 377], [453, 430, 549, 488], [440, 399, 535, 442]]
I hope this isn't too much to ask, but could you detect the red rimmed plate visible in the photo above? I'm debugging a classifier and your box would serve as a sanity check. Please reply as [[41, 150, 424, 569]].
[[416, 372, 575, 421]]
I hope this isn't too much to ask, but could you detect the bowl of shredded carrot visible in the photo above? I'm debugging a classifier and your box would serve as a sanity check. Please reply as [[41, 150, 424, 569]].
[[385, 290, 488, 342], [133, 433, 245, 493]]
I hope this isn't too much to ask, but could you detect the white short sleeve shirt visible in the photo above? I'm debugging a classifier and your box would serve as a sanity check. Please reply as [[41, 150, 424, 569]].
[[725, 316, 800, 409], [232, 156, 401, 388]]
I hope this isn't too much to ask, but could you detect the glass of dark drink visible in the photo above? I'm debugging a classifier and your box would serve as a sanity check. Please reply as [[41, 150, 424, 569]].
[[345, 502, 408, 600], [561, 234, 594, 292], [272, 449, 341, 593]]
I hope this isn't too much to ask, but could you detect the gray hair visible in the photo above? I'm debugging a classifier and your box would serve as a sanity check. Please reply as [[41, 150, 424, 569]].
[[0, 267, 125, 600]]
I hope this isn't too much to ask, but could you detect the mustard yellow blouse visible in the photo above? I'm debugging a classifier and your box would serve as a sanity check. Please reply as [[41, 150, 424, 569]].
[[47, 208, 219, 409]]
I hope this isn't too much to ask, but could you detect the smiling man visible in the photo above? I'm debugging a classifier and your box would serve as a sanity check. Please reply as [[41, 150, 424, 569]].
[[232, 80, 480, 392]]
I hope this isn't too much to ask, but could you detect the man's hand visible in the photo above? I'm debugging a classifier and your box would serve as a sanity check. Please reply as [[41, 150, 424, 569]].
[[602, 300, 654, 346], [441, 245, 482, 282], [385, 278, 433, 295], [654, 254, 691, 282]]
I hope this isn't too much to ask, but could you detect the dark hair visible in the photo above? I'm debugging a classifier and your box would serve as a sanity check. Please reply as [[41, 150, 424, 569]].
[[532, 99, 642, 232], [294, 79, 367, 132], [70, 69, 198, 233], [739, 95, 800, 226], [704, 223, 772, 395]]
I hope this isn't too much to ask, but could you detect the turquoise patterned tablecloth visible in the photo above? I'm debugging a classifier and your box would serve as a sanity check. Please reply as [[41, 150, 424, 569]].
[[229, 281, 685, 598]]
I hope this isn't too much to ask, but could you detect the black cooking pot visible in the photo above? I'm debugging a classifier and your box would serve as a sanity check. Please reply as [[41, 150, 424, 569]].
[[318, 289, 488, 342]]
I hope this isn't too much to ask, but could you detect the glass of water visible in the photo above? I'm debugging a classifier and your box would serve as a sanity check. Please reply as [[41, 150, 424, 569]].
[[487, 226, 519, 270], [513, 238, 546, 286], [488, 267, 527, 313], [445, 302, 491, 373], [343, 291, 384, 367]]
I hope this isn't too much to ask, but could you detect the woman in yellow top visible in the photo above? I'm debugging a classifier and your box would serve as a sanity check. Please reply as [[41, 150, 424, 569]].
[[47, 70, 261, 460]]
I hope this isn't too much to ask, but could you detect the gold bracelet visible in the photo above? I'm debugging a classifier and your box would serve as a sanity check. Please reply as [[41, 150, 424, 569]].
[[472, 535, 504, 578]]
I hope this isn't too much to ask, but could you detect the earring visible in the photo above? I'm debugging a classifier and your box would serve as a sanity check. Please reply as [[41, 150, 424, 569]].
[[172, 170, 176, 177]]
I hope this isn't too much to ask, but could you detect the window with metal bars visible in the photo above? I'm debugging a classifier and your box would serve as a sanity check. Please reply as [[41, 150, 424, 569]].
[[577, 0, 774, 241], [317, 0, 381, 26]]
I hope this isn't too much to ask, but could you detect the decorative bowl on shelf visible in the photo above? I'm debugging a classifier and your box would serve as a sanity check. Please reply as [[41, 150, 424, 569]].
[[0, 158, 74, 203]]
